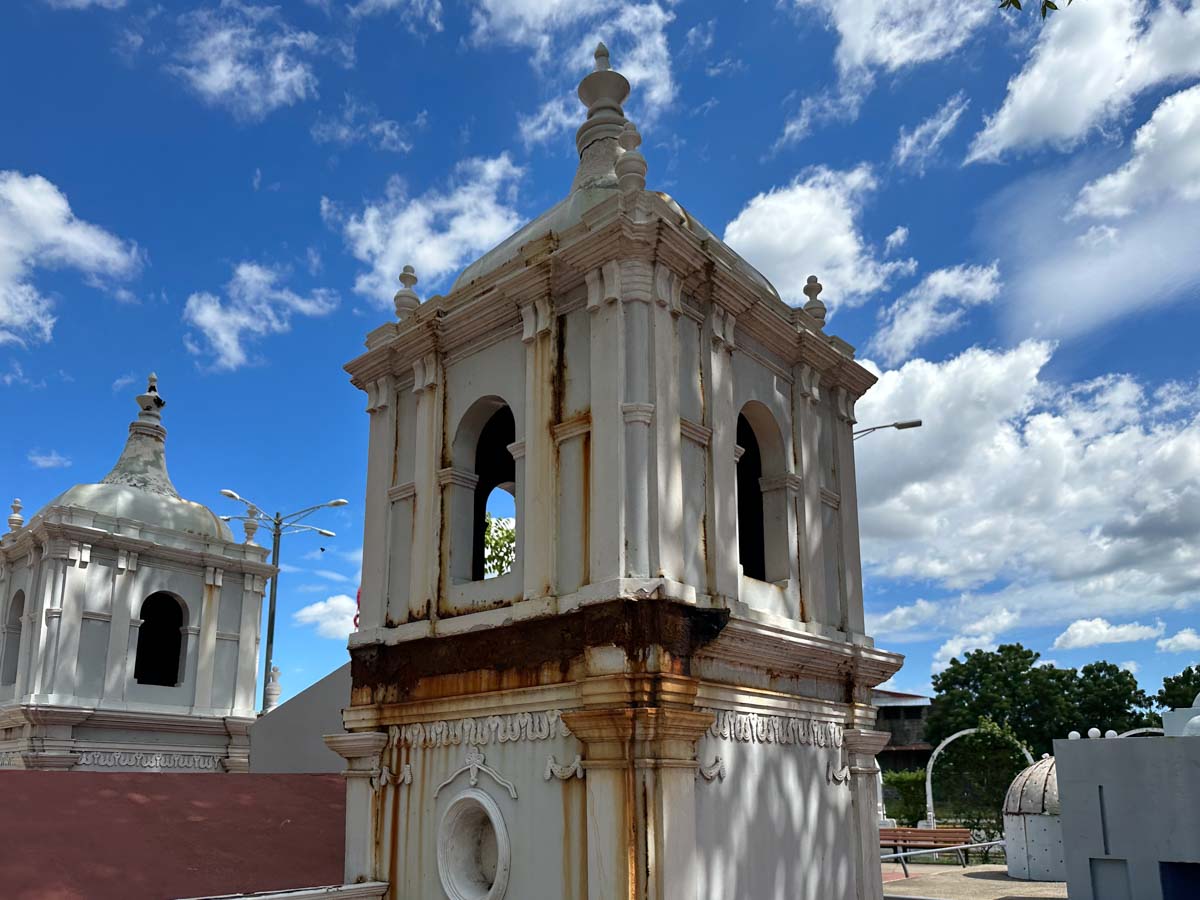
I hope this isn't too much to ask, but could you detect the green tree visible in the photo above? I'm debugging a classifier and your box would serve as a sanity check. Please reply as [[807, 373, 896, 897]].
[[1157, 666, 1200, 711], [881, 769, 926, 827], [1076, 661, 1154, 735], [931, 717, 1028, 850], [483, 513, 515, 577]]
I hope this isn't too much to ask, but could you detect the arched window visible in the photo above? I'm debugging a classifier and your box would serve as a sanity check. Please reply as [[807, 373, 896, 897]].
[[471, 406, 516, 581], [134, 592, 186, 687], [1, 590, 24, 686], [736, 402, 789, 585]]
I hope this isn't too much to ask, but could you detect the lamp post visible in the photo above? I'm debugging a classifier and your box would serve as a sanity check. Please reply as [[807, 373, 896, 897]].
[[852, 419, 922, 440], [220, 489, 348, 712]]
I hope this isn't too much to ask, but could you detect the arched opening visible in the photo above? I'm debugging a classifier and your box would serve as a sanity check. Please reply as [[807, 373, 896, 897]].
[[1, 590, 24, 686], [134, 592, 186, 687], [471, 407, 516, 581], [736, 401, 790, 585], [736, 414, 766, 581]]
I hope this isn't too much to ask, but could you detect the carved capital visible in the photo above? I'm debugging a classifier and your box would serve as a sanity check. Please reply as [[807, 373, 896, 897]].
[[834, 386, 857, 425], [437, 467, 480, 490], [365, 375, 395, 414], [653, 261, 683, 315], [324, 731, 388, 765], [412, 352, 441, 394], [204, 567, 224, 588], [797, 364, 821, 404], [710, 305, 736, 350], [520, 295, 553, 343], [586, 260, 623, 312], [842, 728, 890, 761]]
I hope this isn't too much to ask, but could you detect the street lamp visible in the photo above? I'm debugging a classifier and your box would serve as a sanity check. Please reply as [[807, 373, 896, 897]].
[[219, 489, 349, 712], [852, 419, 922, 441]]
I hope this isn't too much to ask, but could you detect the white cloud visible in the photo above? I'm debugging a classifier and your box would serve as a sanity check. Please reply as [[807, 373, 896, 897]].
[[43, 0, 125, 8], [968, 1, 1200, 163], [314, 569, 351, 582], [312, 94, 413, 153], [293, 593, 357, 639], [858, 342, 1200, 659], [1073, 84, 1200, 219], [685, 18, 715, 54], [183, 262, 338, 370], [0, 171, 141, 346], [28, 449, 72, 469], [170, 1, 323, 121], [1, 362, 44, 389], [723, 164, 915, 308], [1158, 628, 1200, 654], [776, 1, 990, 147], [932, 608, 1016, 673], [1052, 618, 1165, 650], [883, 226, 908, 255], [518, 94, 576, 148], [894, 91, 969, 175], [1119, 660, 1140, 675], [870, 262, 1001, 365], [348, 0, 443, 30], [326, 154, 524, 304], [111, 373, 135, 392]]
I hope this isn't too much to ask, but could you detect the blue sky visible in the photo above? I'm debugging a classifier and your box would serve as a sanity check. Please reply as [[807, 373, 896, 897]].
[[2, 0, 1198, 708]]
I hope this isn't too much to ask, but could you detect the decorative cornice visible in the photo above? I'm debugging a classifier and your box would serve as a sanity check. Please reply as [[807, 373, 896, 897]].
[[77, 750, 222, 770], [759, 473, 802, 494], [434, 746, 517, 799], [388, 482, 417, 503], [388, 709, 572, 749], [820, 487, 841, 509], [437, 467, 480, 490], [703, 709, 844, 748], [621, 402, 655, 426], [552, 414, 592, 444], [679, 419, 712, 446]]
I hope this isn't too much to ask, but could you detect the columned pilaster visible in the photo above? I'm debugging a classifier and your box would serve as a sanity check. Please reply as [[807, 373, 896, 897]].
[[234, 573, 265, 714], [360, 375, 396, 631], [705, 305, 738, 602], [325, 731, 389, 884], [409, 353, 444, 622], [621, 260, 655, 579], [520, 295, 557, 599], [55, 541, 91, 699], [793, 365, 830, 626], [33, 548, 67, 699], [843, 728, 891, 900], [760, 473, 803, 619], [834, 387, 865, 634], [103, 551, 137, 700], [192, 566, 222, 712], [586, 263, 626, 583], [651, 264, 685, 582], [564, 692, 714, 900], [440, 466, 480, 583]]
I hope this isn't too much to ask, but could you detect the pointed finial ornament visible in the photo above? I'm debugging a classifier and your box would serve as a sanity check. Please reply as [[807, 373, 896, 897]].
[[263, 665, 282, 713], [7, 498, 23, 533], [615, 120, 647, 193], [594, 41, 611, 71], [136, 373, 166, 423], [393, 265, 421, 321], [803, 275, 827, 328], [573, 40, 632, 190]]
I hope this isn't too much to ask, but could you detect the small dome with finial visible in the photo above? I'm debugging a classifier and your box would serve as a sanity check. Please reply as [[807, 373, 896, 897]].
[[394, 265, 421, 321], [803, 275, 827, 327], [615, 120, 647, 194]]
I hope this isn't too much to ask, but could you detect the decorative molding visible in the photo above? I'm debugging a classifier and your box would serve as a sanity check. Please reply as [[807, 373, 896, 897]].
[[703, 709, 844, 748], [680, 419, 712, 447], [365, 375, 395, 414], [434, 746, 518, 800], [585, 260, 622, 312], [760, 473, 803, 494], [733, 444, 746, 463], [520, 295, 553, 343], [69, 541, 92, 569], [505, 440, 526, 461], [242, 572, 266, 594], [827, 761, 852, 786], [437, 467, 480, 490], [77, 750, 223, 770], [0, 750, 24, 767], [710, 305, 736, 350], [412, 352, 440, 394], [834, 386, 857, 425], [820, 488, 841, 509], [44, 608, 62, 623], [388, 709, 572, 749], [388, 482, 416, 503], [544, 754, 584, 781], [697, 756, 726, 782], [552, 414, 592, 444], [372, 762, 413, 791], [797, 364, 821, 404], [621, 402, 655, 426], [653, 261, 683, 314], [204, 566, 223, 588], [81, 610, 112, 622]]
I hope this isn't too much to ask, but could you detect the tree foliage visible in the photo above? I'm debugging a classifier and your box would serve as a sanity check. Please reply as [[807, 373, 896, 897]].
[[881, 769, 926, 827], [931, 717, 1028, 848], [1158, 666, 1200, 711], [999, 0, 1076, 20], [926, 644, 1156, 756], [483, 513, 515, 577]]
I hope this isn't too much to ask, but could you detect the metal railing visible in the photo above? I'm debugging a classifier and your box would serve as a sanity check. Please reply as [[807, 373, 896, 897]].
[[880, 839, 1006, 878]]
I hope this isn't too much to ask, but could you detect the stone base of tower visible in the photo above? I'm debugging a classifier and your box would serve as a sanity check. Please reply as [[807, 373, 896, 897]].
[[329, 598, 899, 900]]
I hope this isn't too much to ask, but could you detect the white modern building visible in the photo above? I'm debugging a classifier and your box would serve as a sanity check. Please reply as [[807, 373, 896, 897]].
[[323, 43, 902, 900], [0, 375, 274, 772]]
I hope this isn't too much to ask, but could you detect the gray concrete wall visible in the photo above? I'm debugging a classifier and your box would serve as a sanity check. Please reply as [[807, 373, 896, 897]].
[[1056, 736, 1200, 900], [249, 663, 350, 774]]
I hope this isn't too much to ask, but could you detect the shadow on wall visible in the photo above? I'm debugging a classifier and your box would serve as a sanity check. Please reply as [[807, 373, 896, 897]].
[[0, 772, 344, 900]]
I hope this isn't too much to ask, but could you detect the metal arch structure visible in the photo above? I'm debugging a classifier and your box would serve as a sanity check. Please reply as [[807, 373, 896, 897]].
[[1117, 727, 1164, 738], [924, 727, 1035, 828]]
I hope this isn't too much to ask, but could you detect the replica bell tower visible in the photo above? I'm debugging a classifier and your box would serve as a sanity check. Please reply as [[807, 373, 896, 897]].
[[334, 44, 901, 900]]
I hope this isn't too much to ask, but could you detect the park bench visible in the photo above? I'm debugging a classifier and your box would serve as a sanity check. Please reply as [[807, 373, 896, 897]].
[[879, 827, 975, 877]]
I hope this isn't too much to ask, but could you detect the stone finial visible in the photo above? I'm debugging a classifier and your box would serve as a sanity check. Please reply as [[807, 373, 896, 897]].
[[393, 265, 421, 321], [7, 498, 23, 533], [594, 41, 611, 71], [136, 372, 166, 423], [242, 515, 260, 545], [615, 120, 647, 193], [802, 275, 827, 327], [263, 665, 282, 713], [573, 40, 632, 191]]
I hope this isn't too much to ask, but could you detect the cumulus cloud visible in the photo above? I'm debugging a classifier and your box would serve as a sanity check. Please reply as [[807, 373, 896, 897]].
[[28, 449, 72, 469], [518, 94, 576, 148], [0, 171, 141, 346], [968, 0, 1200, 163], [894, 91, 970, 175], [723, 164, 915, 308], [293, 593, 357, 639], [1119, 661, 1140, 675], [312, 94, 414, 153], [932, 608, 1017, 673], [170, 1, 324, 121], [348, 0, 443, 30], [776, 1, 990, 147], [870, 262, 1001, 365], [183, 262, 338, 370], [859, 342, 1200, 669], [883, 226, 908, 255], [112, 373, 135, 392], [1073, 84, 1200, 219], [325, 154, 524, 304], [1158, 628, 1200, 654], [1052, 618, 1165, 650]]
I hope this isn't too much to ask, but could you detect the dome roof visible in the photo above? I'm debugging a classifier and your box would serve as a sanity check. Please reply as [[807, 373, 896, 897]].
[[35, 375, 233, 542], [1004, 756, 1060, 816]]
